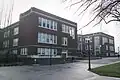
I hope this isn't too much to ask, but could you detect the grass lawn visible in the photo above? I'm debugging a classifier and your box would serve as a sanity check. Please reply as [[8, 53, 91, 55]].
[[91, 62, 120, 78]]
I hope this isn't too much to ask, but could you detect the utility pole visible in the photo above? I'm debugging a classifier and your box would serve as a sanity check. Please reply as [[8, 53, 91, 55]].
[[50, 48, 52, 66], [81, 30, 83, 56], [99, 45, 102, 58]]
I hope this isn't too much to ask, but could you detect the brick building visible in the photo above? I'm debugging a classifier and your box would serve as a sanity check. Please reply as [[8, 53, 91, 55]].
[[77, 32, 115, 57], [0, 7, 77, 64]]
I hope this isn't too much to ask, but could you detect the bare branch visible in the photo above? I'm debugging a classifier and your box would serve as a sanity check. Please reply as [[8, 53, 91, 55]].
[[64, 0, 120, 30]]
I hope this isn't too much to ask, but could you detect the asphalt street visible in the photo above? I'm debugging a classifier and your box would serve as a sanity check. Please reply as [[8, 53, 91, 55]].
[[0, 57, 120, 80]]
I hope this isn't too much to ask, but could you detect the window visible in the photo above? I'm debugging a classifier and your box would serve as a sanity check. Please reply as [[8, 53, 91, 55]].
[[51, 21, 53, 29], [109, 46, 114, 51], [70, 27, 75, 39], [37, 48, 41, 55], [49, 35, 53, 44], [78, 43, 81, 50], [62, 37, 68, 46], [47, 20, 50, 28], [54, 35, 57, 44], [38, 32, 57, 44], [13, 38, 18, 46], [85, 45, 88, 50], [94, 36, 100, 51], [41, 48, 45, 55], [7, 30, 10, 37], [41, 33, 45, 43], [46, 34, 49, 43], [37, 48, 57, 56], [66, 25, 69, 33], [12, 50, 17, 54], [38, 33, 41, 43], [62, 49, 68, 57], [90, 37, 92, 42], [38, 17, 42, 26], [3, 40, 9, 48], [4, 32, 7, 38], [90, 45, 92, 50], [38, 17, 57, 31], [69, 27, 72, 35], [20, 48, 27, 55], [13, 27, 19, 35], [62, 24, 65, 32], [7, 40, 9, 47], [45, 48, 49, 55], [102, 37, 108, 45], [106, 45, 108, 50], [54, 22, 57, 30], [54, 49, 57, 55], [109, 39, 114, 44], [85, 38, 88, 43], [42, 18, 46, 27], [79, 37, 81, 42]]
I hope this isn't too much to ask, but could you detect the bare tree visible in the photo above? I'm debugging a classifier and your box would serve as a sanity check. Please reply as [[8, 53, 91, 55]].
[[63, 0, 120, 29]]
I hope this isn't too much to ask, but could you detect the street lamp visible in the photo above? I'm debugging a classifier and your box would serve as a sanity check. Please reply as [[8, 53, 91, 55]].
[[86, 38, 91, 70], [99, 45, 102, 58], [50, 49, 52, 66]]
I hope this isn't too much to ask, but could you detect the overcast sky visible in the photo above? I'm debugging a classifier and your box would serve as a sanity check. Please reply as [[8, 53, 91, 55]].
[[1, 0, 120, 51]]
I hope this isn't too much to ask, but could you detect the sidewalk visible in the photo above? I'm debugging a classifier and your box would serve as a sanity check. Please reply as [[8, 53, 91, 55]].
[[0, 57, 120, 80]]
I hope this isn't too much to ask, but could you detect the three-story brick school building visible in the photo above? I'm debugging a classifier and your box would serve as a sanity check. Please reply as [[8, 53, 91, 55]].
[[0, 7, 77, 64]]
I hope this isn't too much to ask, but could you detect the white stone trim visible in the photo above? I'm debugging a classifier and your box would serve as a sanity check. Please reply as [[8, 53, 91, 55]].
[[27, 55, 61, 58]]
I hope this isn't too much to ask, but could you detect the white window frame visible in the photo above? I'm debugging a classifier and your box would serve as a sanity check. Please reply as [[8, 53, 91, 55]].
[[13, 38, 18, 46], [13, 27, 19, 35], [37, 48, 41, 55], [20, 48, 27, 55], [38, 17, 57, 31], [38, 32, 57, 44], [106, 45, 108, 50], [12, 50, 17, 54], [38, 17, 42, 26], [62, 37, 68, 46]]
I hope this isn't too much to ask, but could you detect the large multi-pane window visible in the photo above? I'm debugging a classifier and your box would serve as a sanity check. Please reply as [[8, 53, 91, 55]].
[[90, 45, 92, 50], [109, 46, 114, 51], [4, 30, 10, 38], [109, 39, 114, 44], [69, 26, 75, 39], [62, 24, 69, 33], [62, 37, 68, 46], [38, 17, 57, 31], [84, 36, 92, 43], [62, 24, 75, 39], [62, 49, 68, 57], [12, 50, 17, 54], [94, 36, 100, 51], [20, 48, 28, 55], [13, 27, 19, 35], [38, 32, 57, 44], [13, 38, 18, 46], [3, 40, 9, 48], [102, 37, 108, 45], [78, 37, 82, 42], [85, 45, 88, 50], [106, 45, 108, 50], [37, 48, 57, 56], [4, 32, 7, 38]]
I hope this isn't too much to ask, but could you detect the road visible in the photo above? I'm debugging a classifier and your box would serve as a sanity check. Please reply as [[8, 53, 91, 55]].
[[0, 57, 120, 80]]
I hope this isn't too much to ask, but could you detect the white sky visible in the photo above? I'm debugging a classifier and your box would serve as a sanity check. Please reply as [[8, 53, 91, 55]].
[[1, 0, 120, 52]]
